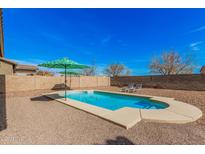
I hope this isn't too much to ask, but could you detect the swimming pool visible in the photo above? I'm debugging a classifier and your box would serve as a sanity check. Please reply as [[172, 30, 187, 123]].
[[65, 91, 169, 110], [46, 90, 202, 129]]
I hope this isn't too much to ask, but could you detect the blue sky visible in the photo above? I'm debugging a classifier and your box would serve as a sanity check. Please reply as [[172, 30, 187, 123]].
[[3, 8, 205, 75]]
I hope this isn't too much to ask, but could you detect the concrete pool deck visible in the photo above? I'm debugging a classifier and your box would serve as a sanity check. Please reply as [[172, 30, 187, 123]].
[[1, 87, 205, 144], [44, 90, 202, 129]]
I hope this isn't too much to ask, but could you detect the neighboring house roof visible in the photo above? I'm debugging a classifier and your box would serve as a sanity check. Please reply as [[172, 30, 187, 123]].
[[0, 57, 17, 65], [200, 66, 205, 74], [0, 8, 4, 57], [0, 57, 38, 73], [15, 64, 38, 72], [0, 9, 38, 74]]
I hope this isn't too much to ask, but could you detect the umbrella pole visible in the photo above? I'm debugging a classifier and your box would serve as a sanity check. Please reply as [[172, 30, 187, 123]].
[[70, 72, 71, 90], [65, 66, 67, 101]]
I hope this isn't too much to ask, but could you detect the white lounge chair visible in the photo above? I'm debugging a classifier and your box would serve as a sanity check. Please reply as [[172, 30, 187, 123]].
[[120, 83, 135, 92], [135, 83, 142, 89], [120, 83, 142, 93]]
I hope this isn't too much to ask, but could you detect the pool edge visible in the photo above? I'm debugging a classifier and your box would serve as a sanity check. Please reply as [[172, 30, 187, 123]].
[[43, 90, 203, 129]]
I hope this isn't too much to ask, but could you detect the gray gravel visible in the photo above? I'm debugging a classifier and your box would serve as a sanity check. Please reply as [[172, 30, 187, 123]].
[[0, 87, 205, 144]]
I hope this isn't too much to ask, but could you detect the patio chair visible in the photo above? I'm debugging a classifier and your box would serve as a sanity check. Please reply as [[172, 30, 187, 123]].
[[120, 83, 135, 92], [135, 83, 142, 89], [121, 83, 143, 93]]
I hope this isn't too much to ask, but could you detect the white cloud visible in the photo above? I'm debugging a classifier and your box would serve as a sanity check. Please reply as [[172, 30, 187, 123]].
[[189, 41, 204, 51], [192, 46, 200, 51], [190, 26, 205, 33], [190, 41, 204, 47]]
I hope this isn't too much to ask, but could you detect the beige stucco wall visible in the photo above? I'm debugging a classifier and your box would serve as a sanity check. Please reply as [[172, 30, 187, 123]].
[[97, 76, 110, 87], [0, 61, 13, 75], [70, 77, 80, 88], [6, 75, 36, 92], [35, 76, 64, 90], [2, 75, 110, 92], [80, 76, 98, 87]]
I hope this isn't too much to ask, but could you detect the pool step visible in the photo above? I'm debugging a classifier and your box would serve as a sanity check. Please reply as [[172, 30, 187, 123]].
[[102, 107, 141, 129], [140, 109, 194, 123]]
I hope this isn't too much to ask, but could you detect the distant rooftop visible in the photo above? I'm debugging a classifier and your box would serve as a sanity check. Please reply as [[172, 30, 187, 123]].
[[0, 57, 16, 65], [15, 64, 38, 71]]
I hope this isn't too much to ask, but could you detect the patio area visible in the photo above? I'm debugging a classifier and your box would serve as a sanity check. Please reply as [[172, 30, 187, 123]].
[[0, 87, 205, 144]]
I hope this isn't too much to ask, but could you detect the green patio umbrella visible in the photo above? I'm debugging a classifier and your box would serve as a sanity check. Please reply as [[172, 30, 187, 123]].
[[38, 58, 89, 100]]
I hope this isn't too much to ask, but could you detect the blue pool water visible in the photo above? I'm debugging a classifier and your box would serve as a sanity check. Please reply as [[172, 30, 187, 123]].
[[65, 91, 169, 110]]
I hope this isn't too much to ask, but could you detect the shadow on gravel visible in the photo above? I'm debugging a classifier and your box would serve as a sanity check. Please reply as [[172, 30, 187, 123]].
[[0, 75, 7, 131], [52, 84, 70, 90], [106, 136, 135, 145]]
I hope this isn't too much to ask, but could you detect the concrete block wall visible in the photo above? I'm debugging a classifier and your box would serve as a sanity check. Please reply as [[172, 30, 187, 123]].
[[0, 61, 13, 75], [111, 74, 205, 91], [97, 76, 111, 87], [0, 75, 110, 93]]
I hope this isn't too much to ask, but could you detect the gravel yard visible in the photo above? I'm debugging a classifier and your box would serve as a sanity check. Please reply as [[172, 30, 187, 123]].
[[0, 87, 205, 144]]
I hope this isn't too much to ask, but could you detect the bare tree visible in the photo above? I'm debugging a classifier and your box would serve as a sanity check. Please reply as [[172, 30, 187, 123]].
[[82, 59, 97, 76], [82, 66, 96, 76], [104, 63, 131, 77], [149, 51, 195, 75]]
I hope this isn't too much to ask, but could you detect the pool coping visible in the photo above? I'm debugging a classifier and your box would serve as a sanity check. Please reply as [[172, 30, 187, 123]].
[[43, 90, 203, 129]]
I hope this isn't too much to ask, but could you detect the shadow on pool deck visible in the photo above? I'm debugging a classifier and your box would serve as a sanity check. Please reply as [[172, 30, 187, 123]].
[[0, 75, 7, 131], [105, 136, 135, 145], [0, 93, 7, 131], [30, 94, 64, 102]]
